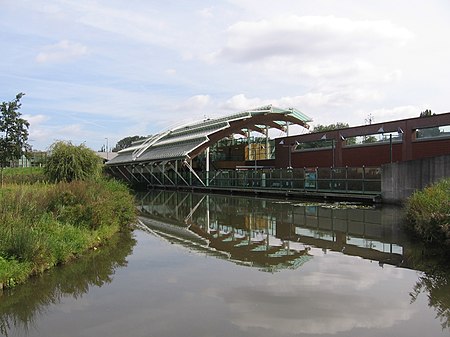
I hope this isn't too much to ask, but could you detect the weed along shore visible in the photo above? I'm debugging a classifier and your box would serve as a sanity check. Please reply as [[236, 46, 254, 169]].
[[0, 141, 136, 290], [0, 179, 136, 289], [405, 177, 450, 249]]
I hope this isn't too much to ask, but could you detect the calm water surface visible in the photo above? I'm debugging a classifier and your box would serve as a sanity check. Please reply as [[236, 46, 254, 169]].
[[1, 190, 449, 337]]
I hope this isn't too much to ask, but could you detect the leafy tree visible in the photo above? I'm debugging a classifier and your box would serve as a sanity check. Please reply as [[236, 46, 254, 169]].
[[420, 109, 434, 117], [362, 135, 378, 143], [0, 93, 30, 186], [310, 123, 356, 146], [112, 135, 147, 152], [312, 123, 350, 133], [418, 109, 440, 138], [44, 141, 103, 183]]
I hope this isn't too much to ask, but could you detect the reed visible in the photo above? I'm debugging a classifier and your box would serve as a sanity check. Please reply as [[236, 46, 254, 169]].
[[405, 178, 450, 247], [0, 179, 136, 288], [1, 167, 46, 185]]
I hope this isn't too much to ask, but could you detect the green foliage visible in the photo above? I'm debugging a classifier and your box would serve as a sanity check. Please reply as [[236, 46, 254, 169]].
[[405, 178, 450, 246], [0, 231, 135, 336], [362, 135, 378, 144], [409, 257, 450, 329], [0, 93, 30, 168], [45, 180, 136, 230], [2, 167, 46, 184], [420, 109, 434, 117], [417, 110, 441, 138], [44, 141, 102, 183], [309, 123, 356, 146], [0, 257, 31, 289], [312, 123, 349, 133], [112, 135, 146, 152], [0, 179, 136, 289]]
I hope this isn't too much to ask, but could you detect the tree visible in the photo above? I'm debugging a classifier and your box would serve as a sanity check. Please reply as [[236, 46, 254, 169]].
[[0, 93, 30, 186], [420, 109, 434, 117], [362, 135, 377, 144], [112, 135, 147, 152], [312, 123, 350, 133], [418, 109, 440, 138], [44, 141, 103, 183], [311, 123, 356, 145]]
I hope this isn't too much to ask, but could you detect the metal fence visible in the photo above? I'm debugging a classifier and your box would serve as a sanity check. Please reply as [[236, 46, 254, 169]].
[[132, 166, 381, 195]]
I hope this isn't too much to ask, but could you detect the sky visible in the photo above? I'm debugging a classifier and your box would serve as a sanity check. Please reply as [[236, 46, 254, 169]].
[[1, 0, 450, 151]]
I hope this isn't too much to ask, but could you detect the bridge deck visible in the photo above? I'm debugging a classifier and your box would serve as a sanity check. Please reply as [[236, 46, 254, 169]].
[[143, 184, 381, 203]]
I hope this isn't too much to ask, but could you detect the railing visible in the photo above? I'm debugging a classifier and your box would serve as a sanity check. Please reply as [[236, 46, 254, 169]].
[[131, 166, 381, 195]]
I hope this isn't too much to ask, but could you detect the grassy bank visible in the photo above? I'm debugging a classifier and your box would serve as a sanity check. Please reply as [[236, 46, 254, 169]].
[[0, 179, 136, 289], [405, 178, 450, 248], [1, 167, 46, 185]]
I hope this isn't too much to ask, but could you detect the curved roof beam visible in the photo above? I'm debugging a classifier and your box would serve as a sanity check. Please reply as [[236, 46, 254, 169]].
[[106, 105, 312, 166], [188, 112, 309, 158]]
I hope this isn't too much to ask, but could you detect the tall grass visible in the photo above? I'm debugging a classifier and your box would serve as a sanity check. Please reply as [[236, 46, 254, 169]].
[[1, 167, 46, 185], [405, 178, 450, 247], [0, 179, 136, 289]]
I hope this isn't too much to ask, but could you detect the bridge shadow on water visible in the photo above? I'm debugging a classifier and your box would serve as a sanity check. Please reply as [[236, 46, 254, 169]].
[[137, 189, 450, 329]]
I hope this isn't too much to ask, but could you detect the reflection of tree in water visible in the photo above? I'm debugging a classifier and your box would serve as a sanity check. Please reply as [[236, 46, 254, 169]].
[[0, 231, 136, 336], [409, 250, 450, 330]]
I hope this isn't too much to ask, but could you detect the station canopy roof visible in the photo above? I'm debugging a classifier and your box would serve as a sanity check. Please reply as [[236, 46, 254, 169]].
[[106, 105, 312, 166]]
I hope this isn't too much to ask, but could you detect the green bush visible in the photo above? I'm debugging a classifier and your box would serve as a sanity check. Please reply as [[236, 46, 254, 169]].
[[0, 179, 136, 288], [405, 178, 450, 246], [0, 257, 31, 289], [44, 141, 102, 183]]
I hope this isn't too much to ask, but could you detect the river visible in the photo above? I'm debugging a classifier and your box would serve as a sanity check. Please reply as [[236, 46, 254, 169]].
[[1, 190, 449, 337]]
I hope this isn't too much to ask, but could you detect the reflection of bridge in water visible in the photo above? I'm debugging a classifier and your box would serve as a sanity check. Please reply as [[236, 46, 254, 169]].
[[137, 190, 410, 271]]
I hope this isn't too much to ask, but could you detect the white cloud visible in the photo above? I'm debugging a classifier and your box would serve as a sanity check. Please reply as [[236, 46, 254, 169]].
[[27, 122, 93, 149], [176, 94, 212, 111], [23, 114, 48, 125], [214, 15, 413, 63], [365, 105, 423, 123], [165, 68, 177, 76], [2, 1, 449, 151], [198, 7, 214, 19], [214, 253, 418, 335], [74, 2, 170, 46], [220, 94, 268, 111], [36, 40, 88, 63]]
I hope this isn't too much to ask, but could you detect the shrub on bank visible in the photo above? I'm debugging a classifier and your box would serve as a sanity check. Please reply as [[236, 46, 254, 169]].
[[0, 179, 136, 288], [405, 178, 450, 247], [44, 141, 102, 183]]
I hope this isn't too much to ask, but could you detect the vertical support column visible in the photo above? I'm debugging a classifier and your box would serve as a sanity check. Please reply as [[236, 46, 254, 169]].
[[174, 160, 178, 186], [265, 126, 270, 159], [205, 147, 210, 187], [403, 121, 413, 161], [389, 134, 393, 163], [206, 195, 210, 232], [189, 159, 193, 185], [332, 139, 335, 168], [362, 165, 366, 193], [247, 130, 251, 162], [336, 132, 344, 167]]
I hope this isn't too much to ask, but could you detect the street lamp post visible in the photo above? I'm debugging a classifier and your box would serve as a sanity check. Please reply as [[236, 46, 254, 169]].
[[252, 145, 265, 169], [279, 140, 299, 169], [105, 137, 109, 160]]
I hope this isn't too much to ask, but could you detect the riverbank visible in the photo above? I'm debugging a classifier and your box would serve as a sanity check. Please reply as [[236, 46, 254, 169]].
[[405, 178, 450, 249], [0, 179, 136, 289]]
